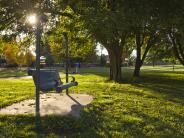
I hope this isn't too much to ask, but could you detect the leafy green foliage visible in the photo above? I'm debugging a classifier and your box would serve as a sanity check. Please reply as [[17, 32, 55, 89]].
[[2, 39, 35, 66], [1, 0, 184, 81], [3, 40, 19, 65], [169, 31, 184, 65], [0, 37, 5, 56], [145, 39, 174, 65], [48, 8, 96, 63]]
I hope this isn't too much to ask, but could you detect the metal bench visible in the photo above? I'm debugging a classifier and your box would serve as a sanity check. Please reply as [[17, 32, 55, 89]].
[[28, 69, 78, 92]]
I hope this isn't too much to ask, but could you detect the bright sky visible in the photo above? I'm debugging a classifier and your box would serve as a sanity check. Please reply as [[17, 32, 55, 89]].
[[131, 50, 136, 57], [96, 43, 137, 57], [96, 43, 108, 56]]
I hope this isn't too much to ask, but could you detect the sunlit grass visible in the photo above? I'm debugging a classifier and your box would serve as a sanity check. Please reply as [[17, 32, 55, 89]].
[[0, 65, 184, 137], [0, 79, 34, 108]]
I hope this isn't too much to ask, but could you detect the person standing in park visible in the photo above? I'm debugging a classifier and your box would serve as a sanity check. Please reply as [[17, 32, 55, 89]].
[[76, 62, 80, 73]]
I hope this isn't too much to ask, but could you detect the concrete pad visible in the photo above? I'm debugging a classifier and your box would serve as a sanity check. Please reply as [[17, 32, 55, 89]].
[[0, 93, 93, 117], [0, 76, 32, 80]]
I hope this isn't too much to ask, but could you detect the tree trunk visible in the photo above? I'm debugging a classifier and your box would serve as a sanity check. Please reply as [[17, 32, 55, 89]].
[[172, 60, 175, 71], [133, 31, 157, 76], [152, 53, 156, 67], [173, 45, 184, 65], [169, 33, 184, 66], [134, 57, 142, 77], [134, 32, 142, 77], [108, 47, 122, 82], [172, 40, 184, 65], [152, 59, 155, 67]]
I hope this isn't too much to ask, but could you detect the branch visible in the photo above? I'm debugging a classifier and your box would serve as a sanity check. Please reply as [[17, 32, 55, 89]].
[[43, 8, 73, 18], [176, 38, 184, 60], [141, 38, 152, 65], [178, 44, 184, 60], [120, 32, 127, 48], [140, 26, 146, 46], [0, 17, 17, 31], [169, 33, 184, 65], [141, 33, 159, 65]]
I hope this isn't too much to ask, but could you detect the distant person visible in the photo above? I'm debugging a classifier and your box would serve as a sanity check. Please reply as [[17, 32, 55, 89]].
[[76, 62, 80, 73]]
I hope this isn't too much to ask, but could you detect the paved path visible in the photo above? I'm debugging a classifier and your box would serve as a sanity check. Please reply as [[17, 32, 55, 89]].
[[0, 93, 93, 117], [0, 76, 32, 80]]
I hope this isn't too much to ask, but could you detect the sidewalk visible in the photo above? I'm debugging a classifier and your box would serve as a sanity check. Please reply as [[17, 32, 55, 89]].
[[0, 76, 32, 80]]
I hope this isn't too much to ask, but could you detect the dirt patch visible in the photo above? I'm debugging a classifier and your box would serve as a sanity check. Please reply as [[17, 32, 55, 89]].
[[0, 93, 93, 117]]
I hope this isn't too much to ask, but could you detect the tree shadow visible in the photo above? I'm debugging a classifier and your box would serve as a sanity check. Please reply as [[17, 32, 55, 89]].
[[126, 75, 184, 104], [0, 94, 97, 137], [77, 102, 184, 137], [1, 66, 183, 137], [0, 113, 100, 137]]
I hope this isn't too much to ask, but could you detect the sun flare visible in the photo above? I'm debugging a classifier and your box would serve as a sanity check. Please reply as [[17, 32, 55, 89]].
[[27, 14, 37, 25]]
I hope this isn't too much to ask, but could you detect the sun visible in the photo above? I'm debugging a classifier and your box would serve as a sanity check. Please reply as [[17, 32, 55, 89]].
[[27, 14, 37, 25]]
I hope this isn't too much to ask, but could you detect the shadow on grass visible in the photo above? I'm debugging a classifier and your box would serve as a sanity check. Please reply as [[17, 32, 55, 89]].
[[0, 67, 183, 137], [76, 67, 184, 104], [75, 103, 183, 137], [125, 108, 184, 137], [77, 105, 147, 137], [0, 94, 183, 137], [0, 114, 100, 138], [124, 75, 184, 104], [0, 105, 151, 137]]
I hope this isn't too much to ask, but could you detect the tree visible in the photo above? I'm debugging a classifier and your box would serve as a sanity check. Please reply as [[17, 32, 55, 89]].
[[1, 0, 95, 64], [0, 37, 5, 56], [169, 32, 184, 65], [0, 0, 72, 32], [25, 51, 36, 66], [121, 0, 162, 77], [2, 36, 35, 66], [67, 0, 129, 82], [154, 0, 184, 65], [100, 44, 104, 66], [0, 0, 74, 66], [45, 49, 55, 66], [47, 9, 96, 64], [3, 40, 19, 65], [123, 0, 184, 76], [2, 0, 184, 81], [1, 0, 136, 82], [122, 37, 135, 66], [145, 37, 174, 67], [133, 29, 160, 76]]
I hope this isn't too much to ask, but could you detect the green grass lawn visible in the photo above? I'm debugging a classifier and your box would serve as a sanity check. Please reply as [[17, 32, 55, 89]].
[[0, 65, 184, 138]]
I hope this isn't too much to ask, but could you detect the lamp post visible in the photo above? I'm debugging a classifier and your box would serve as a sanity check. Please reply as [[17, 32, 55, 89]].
[[27, 13, 41, 116], [63, 32, 69, 95], [35, 15, 41, 117]]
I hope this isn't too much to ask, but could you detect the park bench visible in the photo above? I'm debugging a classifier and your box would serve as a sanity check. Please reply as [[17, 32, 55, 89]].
[[28, 69, 78, 92]]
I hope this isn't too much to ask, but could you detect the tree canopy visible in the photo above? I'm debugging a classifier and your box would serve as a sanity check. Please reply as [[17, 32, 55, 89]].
[[1, 0, 184, 81]]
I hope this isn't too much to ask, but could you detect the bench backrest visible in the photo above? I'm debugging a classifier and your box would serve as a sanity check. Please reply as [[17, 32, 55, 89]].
[[28, 69, 62, 91]]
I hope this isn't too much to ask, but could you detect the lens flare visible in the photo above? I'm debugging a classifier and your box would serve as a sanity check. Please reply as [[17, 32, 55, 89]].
[[27, 14, 37, 24]]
